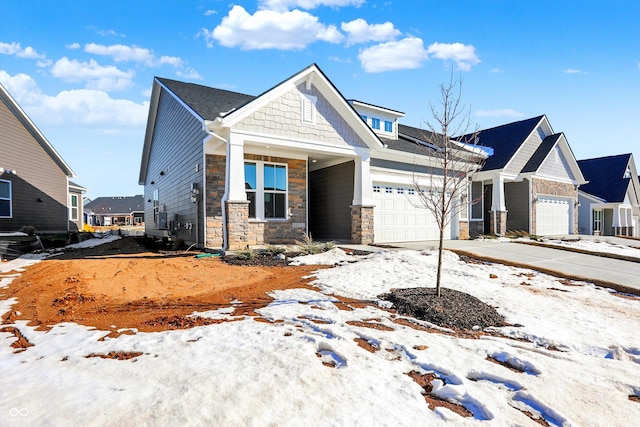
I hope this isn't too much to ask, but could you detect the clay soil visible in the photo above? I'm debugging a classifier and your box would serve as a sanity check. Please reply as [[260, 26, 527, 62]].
[[0, 237, 324, 337]]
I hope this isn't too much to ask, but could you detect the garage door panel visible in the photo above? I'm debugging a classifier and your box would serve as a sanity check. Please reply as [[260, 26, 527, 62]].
[[536, 197, 570, 235], [373, 181, 450, 243]]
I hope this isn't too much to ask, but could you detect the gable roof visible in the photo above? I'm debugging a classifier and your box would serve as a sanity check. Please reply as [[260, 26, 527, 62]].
[[472, 115, 545, 171], [578, 154, 633, 202], [0, 83, 75, 178], [521, 133, 563, 173], [85, 195, 144, 215], [155, 77, 256, 121]]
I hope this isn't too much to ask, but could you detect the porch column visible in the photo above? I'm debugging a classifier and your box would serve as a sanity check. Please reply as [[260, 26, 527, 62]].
[[491, 175, 507, 236], [225, 135, 250, 250], [351, 149, 374, 244], [612, 207, 621, 236]]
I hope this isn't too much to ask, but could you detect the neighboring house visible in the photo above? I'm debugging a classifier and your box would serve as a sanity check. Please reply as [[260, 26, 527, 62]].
[[139, 64, 486, 250], [469, 115, 586, 237], [68, 181, 87, 231], [85, 195, 145, 227], [0, 83, 80, 233], [577, 154, 640, 237]]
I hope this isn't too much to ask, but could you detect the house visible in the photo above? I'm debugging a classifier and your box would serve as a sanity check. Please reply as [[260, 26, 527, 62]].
[[0, 83, 83, 233], [68, 181, 87, 231], [139, 64, 486, 250], [85, 195, 145, 227], [577, 154, 640, 237], [468, 115, 586, 237]]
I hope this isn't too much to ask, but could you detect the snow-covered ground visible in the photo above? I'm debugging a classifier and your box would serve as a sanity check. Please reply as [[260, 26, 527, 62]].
[[1, 242, 639, 426], [533, 237, 640, 259]]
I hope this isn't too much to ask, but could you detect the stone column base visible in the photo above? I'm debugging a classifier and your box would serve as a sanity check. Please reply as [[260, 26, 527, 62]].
[[489, 210, 507, 236], [351, 205, 374, 244], [225, 200, 250, 250], [459, 221, 469, 240]]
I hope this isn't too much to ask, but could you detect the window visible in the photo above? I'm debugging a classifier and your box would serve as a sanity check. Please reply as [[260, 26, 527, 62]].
[[397, 187, 404, 194], [245, 161, 288, 220], [385, 186, 393, 194], [245, 163, 257, 218], [152, 189, 159, 223], [373, 185, 381, 193], [371, 117, 380, 130], [0, 180, 11, 218], [384, 120, 393, 132], [69, 194, 79, 221], [360, 114, 368, 123], [301, 94, 317, 124], [593, 210, 602, 233], [408, 188, 415, 195], [470, 181, 483, 220]]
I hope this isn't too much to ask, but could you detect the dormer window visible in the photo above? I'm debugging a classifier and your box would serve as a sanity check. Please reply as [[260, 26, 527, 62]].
[[384, 120, 393, 133], [301, 94, 317, 124], [371, 117, 380, 130], [360, 114, 367, 123]]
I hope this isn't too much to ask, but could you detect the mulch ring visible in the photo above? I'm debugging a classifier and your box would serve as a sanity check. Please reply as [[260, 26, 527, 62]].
[[378, 287, 506, 331]]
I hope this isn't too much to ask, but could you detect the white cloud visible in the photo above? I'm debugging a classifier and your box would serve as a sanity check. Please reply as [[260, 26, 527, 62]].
[[328, 56, 352, 64], [341, 18, 400, 46], [158, 55, 184, 68], [207, 5, 343, 50], [426, 42, 480, 71], [0, 70, 148, 127], [85, 43, 155, 65], [564, 68, 586, 74], [358, 37, 428, 73], [490, 68, 503, 73], [176, 67, 203, 80], [50, 57, 135, 91], [0, 41, 44, 59], [204, 9, 218, 16], [260, 0, 365, 11], [476, 108, 525, 118], [66, 43, 81, 50]]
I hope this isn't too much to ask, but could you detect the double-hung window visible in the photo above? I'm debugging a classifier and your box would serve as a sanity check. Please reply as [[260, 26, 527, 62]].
[[371, 117, 380, 130], [384, 120, 393, 132], [245, 161, 287, 220], [69, 194, 79, 221], [0, 180, 11, 218], [593, 210, 602, 234]]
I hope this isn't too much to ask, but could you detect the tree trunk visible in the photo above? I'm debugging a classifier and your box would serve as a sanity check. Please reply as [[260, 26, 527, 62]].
[[436, 220, 444, 298]]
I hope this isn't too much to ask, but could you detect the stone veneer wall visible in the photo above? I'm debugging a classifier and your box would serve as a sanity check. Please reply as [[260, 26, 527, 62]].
[[458, 221, 469, 240], [351, 206, 374, 244], [204, 154, 308, 248], [468, 221, 484, 238], [205, 154, 226, 248], [490, 211, 507, 236], [531, 178, 578, 234]]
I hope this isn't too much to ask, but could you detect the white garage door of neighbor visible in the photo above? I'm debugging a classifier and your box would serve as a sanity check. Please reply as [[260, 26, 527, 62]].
[[372, 183, 450, 243], [536, 197, 571, 235]]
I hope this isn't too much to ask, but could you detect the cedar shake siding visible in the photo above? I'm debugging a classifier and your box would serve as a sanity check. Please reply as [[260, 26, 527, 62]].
[[0, 96, 69, 232], [142, 88, 206, 246]]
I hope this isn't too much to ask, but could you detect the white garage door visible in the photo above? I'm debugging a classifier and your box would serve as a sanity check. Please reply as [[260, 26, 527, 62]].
[[372, 182, 450, 243], [536, 197, 571, 235]]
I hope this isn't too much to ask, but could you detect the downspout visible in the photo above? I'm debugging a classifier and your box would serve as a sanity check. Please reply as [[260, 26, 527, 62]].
[[204, 129, 230, 251]]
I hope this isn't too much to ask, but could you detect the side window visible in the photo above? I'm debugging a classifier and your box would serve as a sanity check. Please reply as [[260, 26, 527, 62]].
[[0, 180, 11, 218], [152, 189, 159, 223], [371, 117, 380, 130], [384, 120, 393, 132], [470, 181, 483, 220], [263, 164, 287, 218], [69, 194, 79, 221], [245, 163, 257, 219]]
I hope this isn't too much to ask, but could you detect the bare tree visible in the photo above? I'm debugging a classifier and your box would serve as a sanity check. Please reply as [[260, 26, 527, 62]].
[[412, 74, 488, 297]]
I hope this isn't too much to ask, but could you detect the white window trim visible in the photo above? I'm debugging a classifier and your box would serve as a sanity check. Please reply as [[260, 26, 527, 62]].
[[69, 194, 79, 221], [301, 94, 317, 124], [246, 161, 288, 221], [0, 179, 12, 219]]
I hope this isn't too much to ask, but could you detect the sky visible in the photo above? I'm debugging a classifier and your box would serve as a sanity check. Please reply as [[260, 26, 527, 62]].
[[1, 0, 639, 199], [2, 239, 640, 425]]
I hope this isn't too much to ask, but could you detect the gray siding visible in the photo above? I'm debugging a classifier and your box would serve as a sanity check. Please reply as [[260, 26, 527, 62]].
[[309, 161, 354, 240], [0, 99, 68, 232], [143, 89, 207, 246], [505, 132, 543, 176], [505, 180, 530, 232], [538, 145, 575, 180], [577, 194, 592, 234]]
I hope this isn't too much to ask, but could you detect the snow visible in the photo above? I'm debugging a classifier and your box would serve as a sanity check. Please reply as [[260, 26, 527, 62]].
[[537, 237, 640, 259], [61, 234, 122, 250], [1, 244, 640, 426]]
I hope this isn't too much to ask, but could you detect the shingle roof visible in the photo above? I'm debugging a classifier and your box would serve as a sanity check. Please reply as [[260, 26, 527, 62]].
[[577, 154, 632, 203], [85, 195, 145, 215], [521, 133, 563, 173], [156, 77, 256, 121], [470, 115, 544, 171]]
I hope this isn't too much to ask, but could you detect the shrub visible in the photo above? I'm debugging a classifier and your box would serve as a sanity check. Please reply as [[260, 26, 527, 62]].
[[295, 232, 335, 255], [233, 249, 256, 260], [264, 245, 287, 256]]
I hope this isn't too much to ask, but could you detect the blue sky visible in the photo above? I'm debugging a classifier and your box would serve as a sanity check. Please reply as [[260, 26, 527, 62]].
[[2, 0, 639, 198]]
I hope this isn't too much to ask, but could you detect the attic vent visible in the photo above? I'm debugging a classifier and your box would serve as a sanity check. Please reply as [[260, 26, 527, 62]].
[[301, 94, 317, 124]]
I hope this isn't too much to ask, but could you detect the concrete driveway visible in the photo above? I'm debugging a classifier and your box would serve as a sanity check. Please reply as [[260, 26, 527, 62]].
[[392, 238, 640, 295]]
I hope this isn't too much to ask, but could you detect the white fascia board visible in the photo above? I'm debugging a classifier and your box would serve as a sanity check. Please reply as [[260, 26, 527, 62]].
[[231, 129, 360, 158], [578, 191, 606, 204], [371, 166, 444, 186], [349, 100, 405, 118]]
